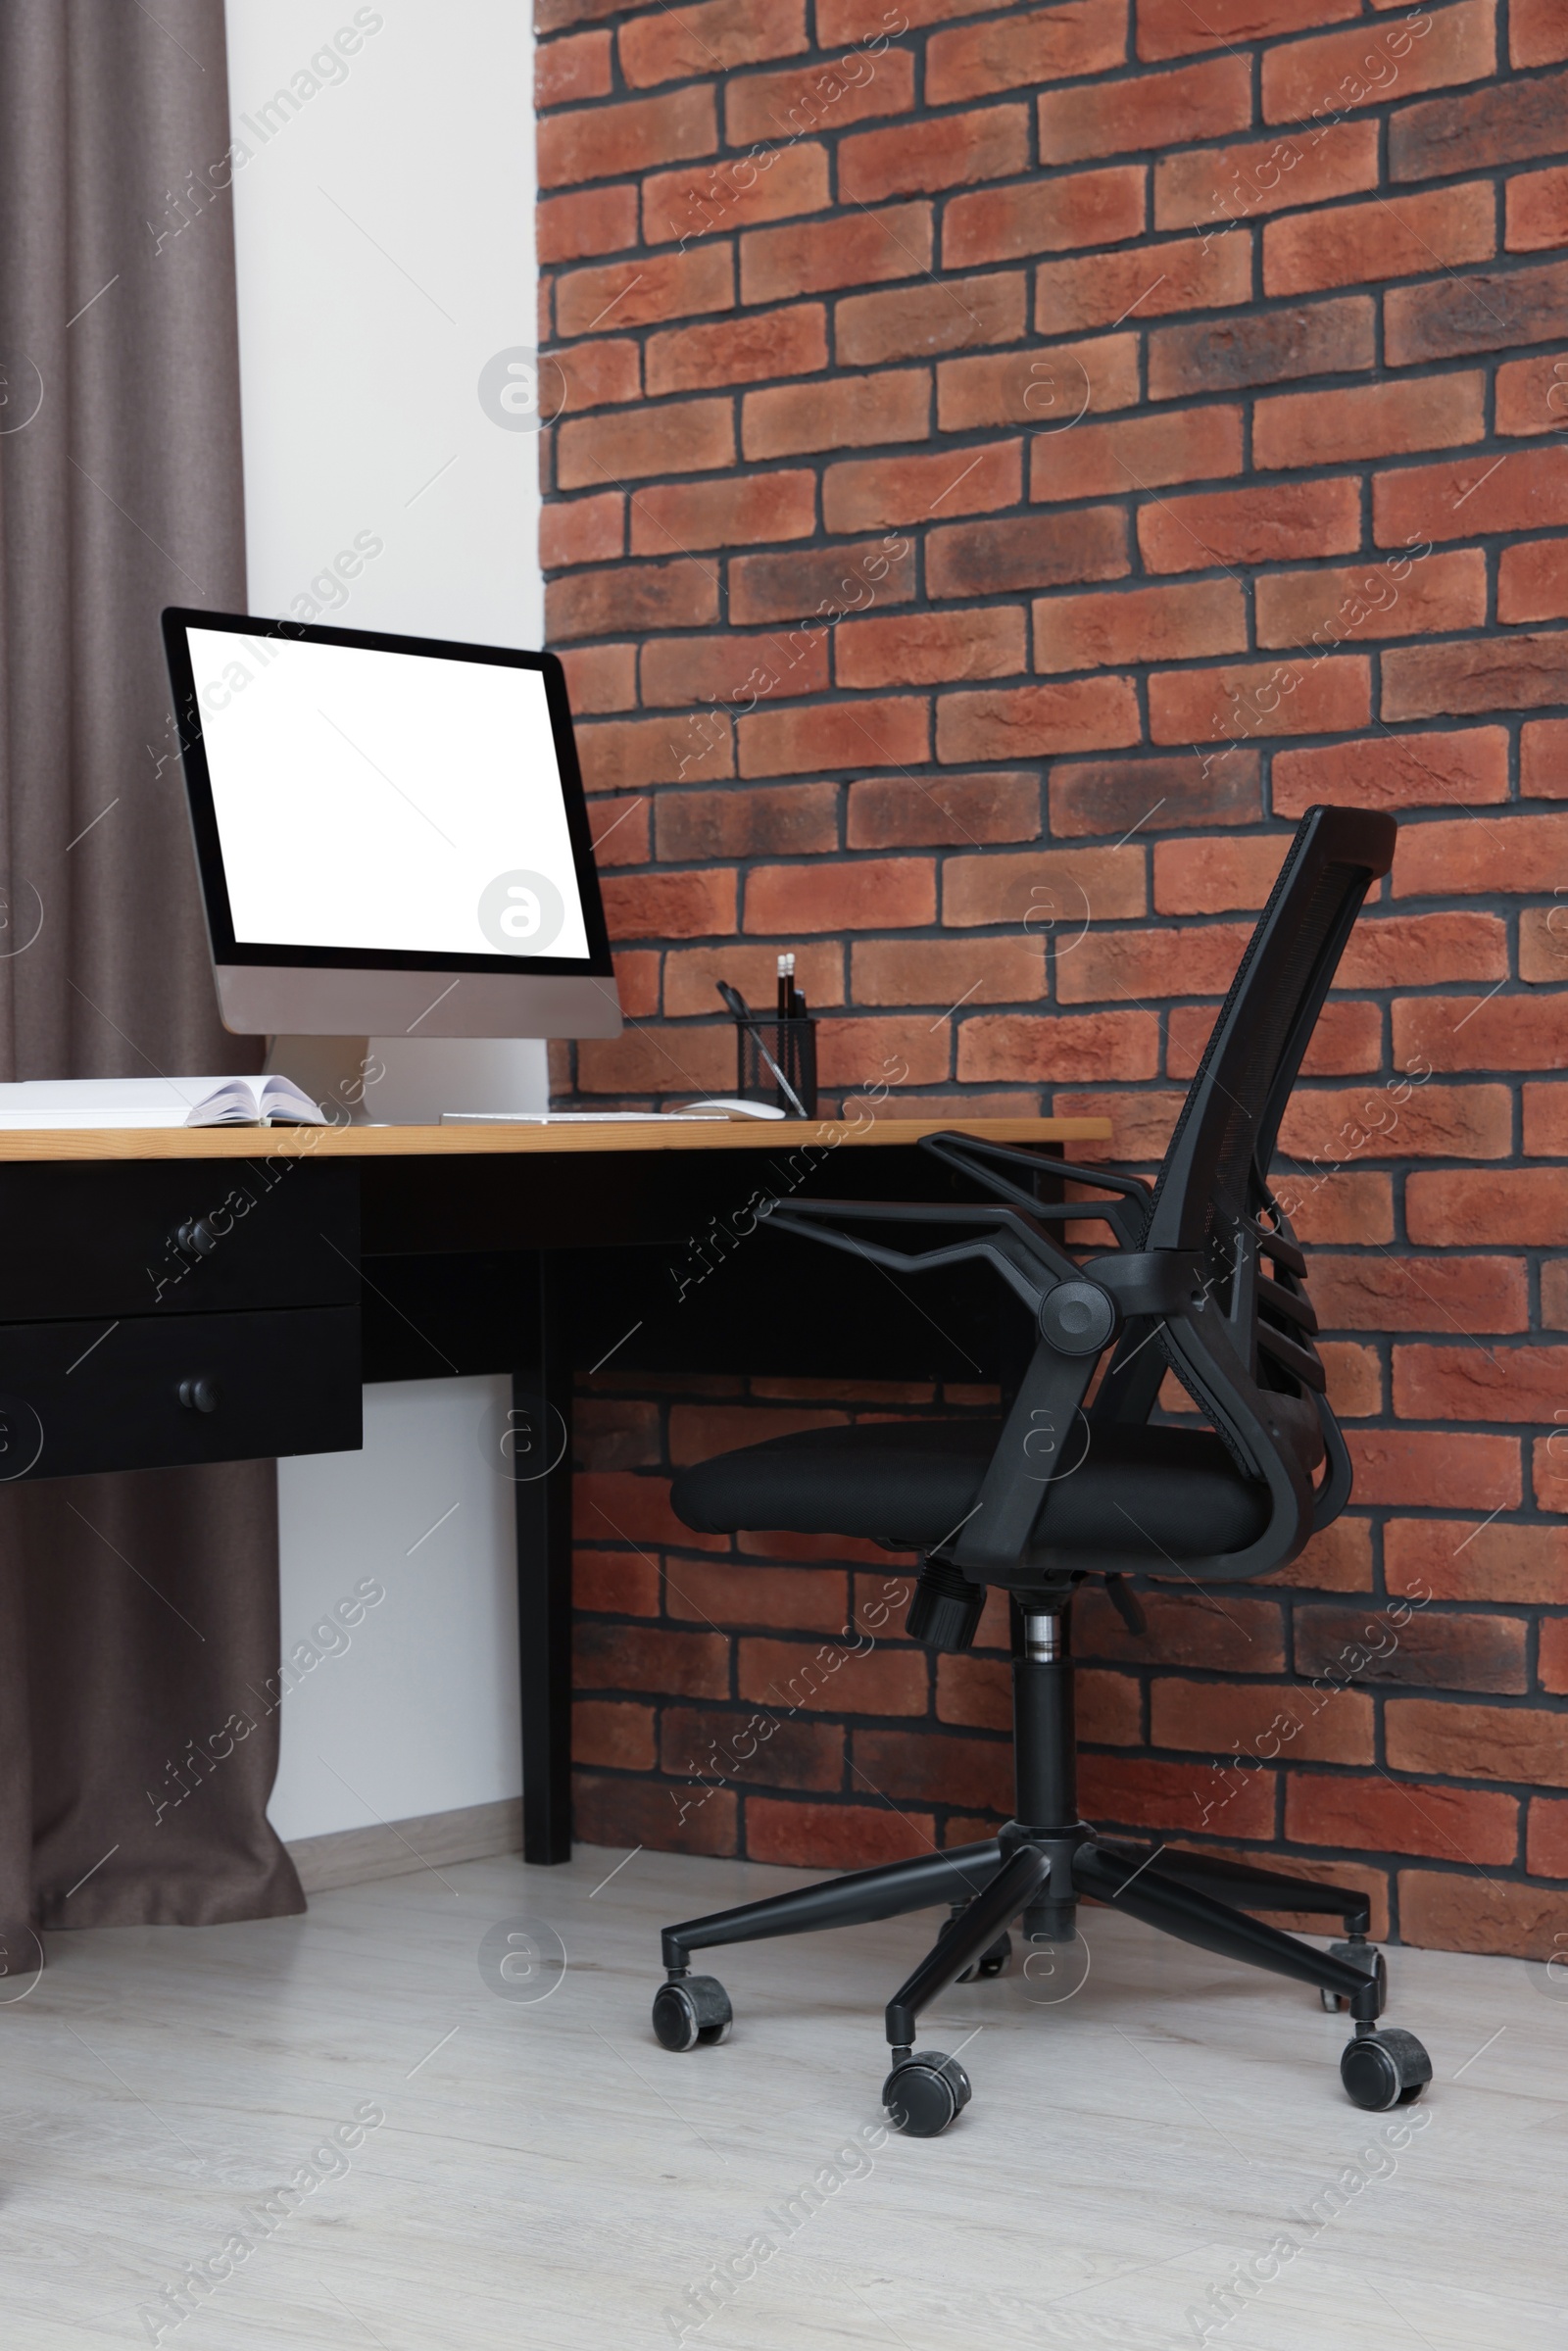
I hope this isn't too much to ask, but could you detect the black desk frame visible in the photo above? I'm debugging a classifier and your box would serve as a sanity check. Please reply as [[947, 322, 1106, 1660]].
[[0, 1126, 1083, 1869]]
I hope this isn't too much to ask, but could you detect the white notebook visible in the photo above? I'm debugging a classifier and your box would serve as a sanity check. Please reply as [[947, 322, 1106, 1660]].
[[0, 1076, 324, 1129]]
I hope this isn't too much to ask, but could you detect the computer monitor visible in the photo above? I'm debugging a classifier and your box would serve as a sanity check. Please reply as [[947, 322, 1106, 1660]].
[[161, 610, 621, 1041]]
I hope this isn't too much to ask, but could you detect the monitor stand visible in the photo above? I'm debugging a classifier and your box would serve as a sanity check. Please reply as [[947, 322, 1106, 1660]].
[[263, 1036, 551, 1125]]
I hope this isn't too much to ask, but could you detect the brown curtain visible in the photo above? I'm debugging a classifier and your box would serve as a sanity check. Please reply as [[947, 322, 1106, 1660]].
[[0, 0, 303, 1946]]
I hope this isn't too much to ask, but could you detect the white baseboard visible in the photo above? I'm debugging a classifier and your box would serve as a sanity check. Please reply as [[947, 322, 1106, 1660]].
[[286, 1796, 523, 1893]]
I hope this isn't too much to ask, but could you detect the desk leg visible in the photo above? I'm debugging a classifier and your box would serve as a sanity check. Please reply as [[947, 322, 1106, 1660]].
[[515, 1253, 573, 1865]]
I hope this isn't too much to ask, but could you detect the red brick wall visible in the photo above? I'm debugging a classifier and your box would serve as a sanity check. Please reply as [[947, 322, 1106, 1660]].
[[538, 0, 1568, 1956]]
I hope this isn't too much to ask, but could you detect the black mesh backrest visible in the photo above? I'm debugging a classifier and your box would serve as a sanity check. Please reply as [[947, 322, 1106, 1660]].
[[1119, 805, 1395, 1523], [1145, 806, 1396, 1258]]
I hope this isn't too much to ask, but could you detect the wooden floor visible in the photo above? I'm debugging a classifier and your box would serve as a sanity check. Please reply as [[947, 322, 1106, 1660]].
[[2, 1843, 1560, 2349]]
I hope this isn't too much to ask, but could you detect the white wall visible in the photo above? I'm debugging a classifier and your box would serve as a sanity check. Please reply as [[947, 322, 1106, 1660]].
[[270, 1379, 521, 1839], [222, 0, 543, 1839], [225, 0, 543, 648]]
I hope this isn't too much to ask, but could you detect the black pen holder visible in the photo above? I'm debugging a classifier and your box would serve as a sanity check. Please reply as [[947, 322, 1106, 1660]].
[[735, 1016, 817, 1117]]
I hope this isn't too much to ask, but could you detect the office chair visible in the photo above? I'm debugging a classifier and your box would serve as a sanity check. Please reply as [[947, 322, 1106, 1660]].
[[649, 804, 1431, 2135]]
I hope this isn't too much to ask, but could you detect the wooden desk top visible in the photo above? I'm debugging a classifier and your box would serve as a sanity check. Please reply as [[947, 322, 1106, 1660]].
[[0, 1114, 1110, 1165]]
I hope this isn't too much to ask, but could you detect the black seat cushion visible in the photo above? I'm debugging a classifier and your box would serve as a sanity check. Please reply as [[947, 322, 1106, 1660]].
[[671, 1418, 1270, 1567]]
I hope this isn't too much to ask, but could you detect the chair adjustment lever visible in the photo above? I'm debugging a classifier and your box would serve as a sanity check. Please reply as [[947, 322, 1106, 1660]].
[[1104, 1574, 1147, 1638], [906, 1558, 984, 1653]]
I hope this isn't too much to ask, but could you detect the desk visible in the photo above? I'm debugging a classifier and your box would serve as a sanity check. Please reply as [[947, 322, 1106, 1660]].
[[0, 1114, 1107, 1863]]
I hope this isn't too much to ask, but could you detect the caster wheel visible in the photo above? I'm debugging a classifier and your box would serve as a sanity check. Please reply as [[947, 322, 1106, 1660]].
[[1341, 2029, 1432, 2112], [882, 2049, 972, 2138], [957, 1932, 1012, 1984], [1320, 1941, 1385, 2016], [652, 1975, 732, 2053]]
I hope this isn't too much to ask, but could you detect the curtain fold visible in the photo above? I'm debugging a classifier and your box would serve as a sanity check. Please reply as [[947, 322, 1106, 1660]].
[[0, 0, 303, 1941]]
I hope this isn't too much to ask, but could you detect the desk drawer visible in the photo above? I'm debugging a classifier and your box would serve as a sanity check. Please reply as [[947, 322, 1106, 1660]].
[[0, 1305, 361, 1480], [0, 1161, 358, 1319]]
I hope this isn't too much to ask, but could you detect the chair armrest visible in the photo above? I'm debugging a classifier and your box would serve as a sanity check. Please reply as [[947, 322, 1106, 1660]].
[[764, 1198, 1080, 1315], [918, 1131, 1151, 1249], [1038, 1155, 1153, 1200]]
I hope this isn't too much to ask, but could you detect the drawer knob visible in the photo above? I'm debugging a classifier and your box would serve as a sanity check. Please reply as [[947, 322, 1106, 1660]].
[[178, 1376, 220, 1414], [176, 1218, 219, 1257]]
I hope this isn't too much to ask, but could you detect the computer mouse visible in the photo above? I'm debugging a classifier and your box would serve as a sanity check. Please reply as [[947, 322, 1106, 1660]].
[[675, 1098, 787, 1119]]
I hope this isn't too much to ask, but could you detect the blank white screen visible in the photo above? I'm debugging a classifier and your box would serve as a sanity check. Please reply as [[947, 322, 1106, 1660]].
[[187, 628, 591, 959]]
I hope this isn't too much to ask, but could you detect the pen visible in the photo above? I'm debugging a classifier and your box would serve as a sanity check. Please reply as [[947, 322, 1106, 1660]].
[[716, 977, 808, 1116]]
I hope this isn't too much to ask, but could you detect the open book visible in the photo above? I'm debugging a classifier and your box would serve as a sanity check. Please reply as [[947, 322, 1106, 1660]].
[[184, 1076, 325, 1127], [0, 1076, 325, 1130]]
